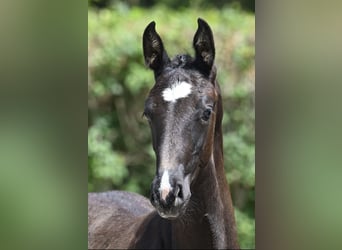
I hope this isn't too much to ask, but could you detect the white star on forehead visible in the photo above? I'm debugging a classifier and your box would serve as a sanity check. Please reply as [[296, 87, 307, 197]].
[[162, 81, 192, 102]]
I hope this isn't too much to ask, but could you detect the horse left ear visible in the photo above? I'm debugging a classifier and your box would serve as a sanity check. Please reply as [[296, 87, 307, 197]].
[[193, 18, 215, 75]]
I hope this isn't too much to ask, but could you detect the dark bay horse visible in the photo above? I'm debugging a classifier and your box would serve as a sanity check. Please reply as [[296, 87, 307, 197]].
[[88, 18, 239, 249]]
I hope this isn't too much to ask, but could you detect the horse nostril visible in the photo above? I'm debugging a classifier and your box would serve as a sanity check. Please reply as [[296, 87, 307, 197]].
[[176, 184, 183, 199]]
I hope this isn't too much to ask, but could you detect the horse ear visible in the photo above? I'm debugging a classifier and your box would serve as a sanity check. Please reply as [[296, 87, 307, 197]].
[[143, 21, 170, 73], [193, 18, 215, 75]]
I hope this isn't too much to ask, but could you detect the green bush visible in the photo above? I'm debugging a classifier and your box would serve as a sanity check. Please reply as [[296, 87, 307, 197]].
[[88, 4, 254, 248]]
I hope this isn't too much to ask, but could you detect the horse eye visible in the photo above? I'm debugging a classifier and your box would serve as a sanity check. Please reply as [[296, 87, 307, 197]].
[[201, 109, 212, 121]]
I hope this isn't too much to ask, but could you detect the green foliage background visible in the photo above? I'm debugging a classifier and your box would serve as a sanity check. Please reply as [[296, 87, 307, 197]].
[[88, 2, 254, 248]]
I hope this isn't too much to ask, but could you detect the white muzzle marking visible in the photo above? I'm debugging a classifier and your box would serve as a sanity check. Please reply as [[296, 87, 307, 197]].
[[159, 170, 172, 200]]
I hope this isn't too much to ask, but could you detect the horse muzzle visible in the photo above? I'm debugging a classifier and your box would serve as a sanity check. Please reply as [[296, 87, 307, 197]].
[[150, 170, 191, 219]]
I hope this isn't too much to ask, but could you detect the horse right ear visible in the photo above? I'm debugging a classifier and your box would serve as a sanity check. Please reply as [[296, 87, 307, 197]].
[[143, 21, 170, 73]]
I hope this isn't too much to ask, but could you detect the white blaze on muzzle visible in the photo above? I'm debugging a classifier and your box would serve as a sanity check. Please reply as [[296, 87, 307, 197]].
[[159, 170, 172, 200]]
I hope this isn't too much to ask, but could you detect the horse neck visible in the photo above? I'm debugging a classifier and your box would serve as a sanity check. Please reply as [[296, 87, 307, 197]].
[[171, 94, 239, 249]]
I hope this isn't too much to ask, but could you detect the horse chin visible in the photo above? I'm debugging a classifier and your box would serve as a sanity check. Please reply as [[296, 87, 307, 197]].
[[156, 200, 189, 220], [157, 211, 180, 220]]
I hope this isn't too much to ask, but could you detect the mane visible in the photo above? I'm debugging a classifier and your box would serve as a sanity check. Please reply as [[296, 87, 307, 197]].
[[168, 54, 194, 69]]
